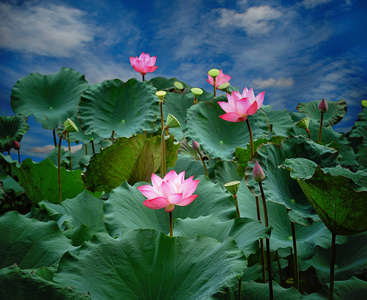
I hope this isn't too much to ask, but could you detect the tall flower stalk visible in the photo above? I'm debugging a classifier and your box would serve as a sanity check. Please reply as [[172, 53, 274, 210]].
[[318, 99, 328, 142], [192, 140, 208, 177]]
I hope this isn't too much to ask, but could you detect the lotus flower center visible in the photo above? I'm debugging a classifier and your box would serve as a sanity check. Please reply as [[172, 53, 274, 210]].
[[49, 106, 53, 110], [121, 119, 125, 124]]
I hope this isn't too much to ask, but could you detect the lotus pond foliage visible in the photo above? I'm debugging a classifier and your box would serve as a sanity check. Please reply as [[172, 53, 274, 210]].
[[0, 53, 367, 299]]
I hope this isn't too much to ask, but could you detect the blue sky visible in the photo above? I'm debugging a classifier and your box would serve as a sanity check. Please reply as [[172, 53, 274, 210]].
[[1, 0, 366, 161]]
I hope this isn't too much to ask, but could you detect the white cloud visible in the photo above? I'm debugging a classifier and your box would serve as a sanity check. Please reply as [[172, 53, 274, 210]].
[[253, 77, 295, 88], [218, 6, 282, 35], [301, 0, 331, 9], [29, 144, 82, 154], [0, 2, 95, 57]]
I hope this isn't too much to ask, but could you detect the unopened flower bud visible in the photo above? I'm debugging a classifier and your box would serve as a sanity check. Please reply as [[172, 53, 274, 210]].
[[253, 161, 265, 183], [13, 140, 20, 150], [208, 69, 220, 78], [192, 140, 200, 151], [296, 117, 309, 130], [166, 114, 181, 128], [63, 118, 78, 132], [318, 99, 328, 113], [224, 181, 241, 195]]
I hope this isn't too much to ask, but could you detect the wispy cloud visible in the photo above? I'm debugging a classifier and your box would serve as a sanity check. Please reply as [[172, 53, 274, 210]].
[[29, 144, 82, 154], [301, 0, 332, 9], [253, 77, 295, 89], [0, 2, 95, 57]]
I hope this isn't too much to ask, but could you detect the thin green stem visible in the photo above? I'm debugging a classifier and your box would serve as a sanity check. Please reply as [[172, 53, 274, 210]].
[[67, 132, 72, 171], [329, 233, 336, 300], [161, 127, 167, 177], [53, 129, 57, 147], [58, 130, 65, 203], [246, 119, 255, 157], [160, 100, 164, 133], [259, 182, 274, 300], [169, 211, 173, 237], [91, 140, 95, 155], [17, 149, 20, 163], [318, 112, 324, 142], [234, 194, 240, 218], [213, 78, 216, 98], [142, 74, 145, 81], [291, 220, 300, 291], [85, 144, 88, 155], [260, 239, 266, 283], [306, 128, 312, 140], [197, 150, 209, 177]]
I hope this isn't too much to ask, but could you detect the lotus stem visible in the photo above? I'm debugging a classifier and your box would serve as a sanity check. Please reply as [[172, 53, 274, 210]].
[[318, 112, 324, 143], [259, 181, 274, 300], [58, 130, 66, 203], [161, 127, 168, 177], [213, 77, 216, 98], [238, 277, 242, 300], [276, 250, 284, 286], [306, 128, 312, 140], [53, 129, 57, 147], [17, 149, 20, 163], [291, 220, 300, 291], [246, 119, 255, 157], [329, 233, 336, 300], [233, 194, 240, 218], [196, 149, 209, 177], [67, 132, 72, 170], [142, 74, 145, 81], [169, 211, 173, 237], [85, 144, 88, 155], [91, 140, 95, 155]]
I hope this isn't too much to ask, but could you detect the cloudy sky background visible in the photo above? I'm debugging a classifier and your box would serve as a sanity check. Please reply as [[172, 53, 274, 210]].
[[1, 0, 366, 161]]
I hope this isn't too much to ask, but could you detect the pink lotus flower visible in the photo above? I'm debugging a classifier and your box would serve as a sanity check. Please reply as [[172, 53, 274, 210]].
[[207, 70, 231, 89], [218, 87, 265, 122], [137, 170, 199, 212], [130, 52, 158, 76]]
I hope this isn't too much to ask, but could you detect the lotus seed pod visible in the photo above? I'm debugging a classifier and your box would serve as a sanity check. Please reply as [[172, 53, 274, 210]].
[[166, 114, 181, 128], [318, 99, 328, 113], [296, 117, 310, 130], [361, 100, 367, 108], [156, 91, 166, 102], [174, 81, 184, 90], [63, 118, 78, 132], [224, 181, 241, 195], [208, 69, 220, 78], [253, 161, 265, 183], [191, 88, 203, 96]]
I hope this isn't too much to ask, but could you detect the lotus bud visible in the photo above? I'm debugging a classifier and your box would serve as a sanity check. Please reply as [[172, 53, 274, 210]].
[[166, 114, 181, 128], [13, 140, 20, 150], [208, 69, 220, 78], [253, 161, 265, 183], [156, 91, 166, 102], [296, 117, 309, 130], [318, 99, 328, 113], [192, 140, 200, 151], [174, 81, 184, 90], [63, 118, 78, 132], [224, 181, 241, 196]]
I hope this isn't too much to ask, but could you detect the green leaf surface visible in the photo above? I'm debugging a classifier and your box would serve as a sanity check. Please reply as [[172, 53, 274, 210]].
[[0, 115, 29, 153], [296, 99, 347, 127], [174, 215, 270, 257], [261, 105, 294, 137], [348, 108, 367, 140], [54, 230, 246, 300], [83, 134, 179, 192], [10, 67, 89, 130], [300, 232, 367, 283], [0, 211, 75, 269], [0, 265, 90, 300], [150, 76, 189, 91], [185, 96, 270, 160], [78, 78, 158, 138], [103, 176, 237, 237], [14, 158, 85, 205], [245, 136, 339, 225]]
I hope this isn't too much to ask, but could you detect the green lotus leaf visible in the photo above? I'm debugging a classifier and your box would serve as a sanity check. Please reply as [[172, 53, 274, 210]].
[[261, 105, 294, 137], [149, 76, 190, 91], [319, 277, 367, 300], [83, 134, 179, 193], [10, 68, 89, 130], [0, 265, 91, 300], [174, 215, 270, 257], [171, 153, 211, 178], [78, 78, 158, 138], [0, 168, 24, 196], [0, 115, 29, 153], [294, 166, 367, 235], [14, 158, 85, 205], [103, 176, 237, 237], [0, 211, 75, 269], [296, 99, 347, 127], [212, 160, 243, 186], [356, 142, 367, 168], [348, 108, 367, 140], [299, 232, 367, 284], [185, 96, 270, 160], [245, 136, 339, 225], [54, 230, 246, 300]]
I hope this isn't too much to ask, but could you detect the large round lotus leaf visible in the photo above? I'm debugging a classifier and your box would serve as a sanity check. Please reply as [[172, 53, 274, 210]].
[[348, 108, 367, 140], [149, 76, 190, 91], [78, 78, 158, 138], [0, 265, 91, 300], [0, 115, 29, 153], [10, 68, 89, 130], [299, 232, 367, 284], [260, 105, 294, 137], [212, 160, 243, 186], [54, 230, 246, 300], [174, 215, 270, 257], [245, 136, 339, 225], [318, 277, 367, 300], [288, 165, 367, 235], [171, 153, 210, 178], [14, 158, 86, 205], [296, 99, 347, 127], [0, 211, 75, 269], [185, 96, 270, 160], [83, 134, 179, 193], [103, 176, 237, 237]]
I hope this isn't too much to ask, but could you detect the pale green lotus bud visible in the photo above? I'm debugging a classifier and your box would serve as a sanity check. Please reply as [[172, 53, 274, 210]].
[[224, 181, 241, 195], [296, 117, 310, 130], [208, 69, 220, 78], [174, 81, 184, 90], [156, 91, 166, 102], [191, 88, 203, 96], [166, 114, 181, 128], [63, 118, 78, 132]]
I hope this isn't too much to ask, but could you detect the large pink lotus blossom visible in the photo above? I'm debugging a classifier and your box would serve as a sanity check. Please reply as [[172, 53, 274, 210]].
[[130, 52, 158, 76], [137, 170, 199, 212], [218, 87, 265, 122], [207, 70, 231, 89]]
